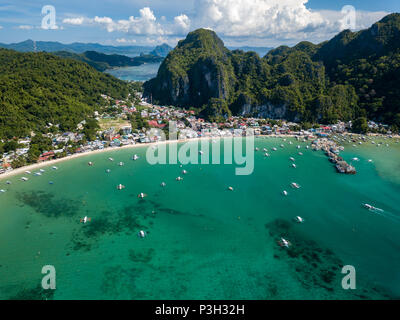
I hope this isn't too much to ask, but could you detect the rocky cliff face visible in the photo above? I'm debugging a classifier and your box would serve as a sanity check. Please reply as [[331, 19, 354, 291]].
[[145, 14, 400, 125]]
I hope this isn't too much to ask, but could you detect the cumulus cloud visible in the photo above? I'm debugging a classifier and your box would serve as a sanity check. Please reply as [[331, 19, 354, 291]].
[[173, 14, 191, 33], [191, 0, 327, 37], [62, 1, 390, 46], [94, 7, 166, 35]]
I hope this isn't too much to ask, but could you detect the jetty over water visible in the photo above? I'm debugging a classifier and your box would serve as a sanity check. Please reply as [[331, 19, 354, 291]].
[[312, 138, 356, 174]]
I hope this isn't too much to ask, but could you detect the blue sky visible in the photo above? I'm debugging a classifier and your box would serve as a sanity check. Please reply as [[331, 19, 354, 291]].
[[0, 0, 397, 47]]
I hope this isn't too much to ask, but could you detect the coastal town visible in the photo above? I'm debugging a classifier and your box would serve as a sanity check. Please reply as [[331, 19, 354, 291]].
[[0, 92, 398, 176]]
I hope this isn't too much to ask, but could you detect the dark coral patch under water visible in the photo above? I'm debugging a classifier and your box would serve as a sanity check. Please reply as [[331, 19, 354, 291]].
[[16, 191, 80, 218], [7, 283, 55, 300], [265, 219, 392, 299]]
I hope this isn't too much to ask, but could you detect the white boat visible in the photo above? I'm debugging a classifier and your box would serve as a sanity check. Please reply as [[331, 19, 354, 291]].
[[88, 162, 93, 166], [106, 169, 111, 173], [34, 172, 42, 176], [80, 216, 91, 224], [39, 169, 45, 173], [118, 162, 124, 166], [255, 147, 259, 151], [291, 182, 301, 189], [132, 154, 139, 160], [199, 151, 204, 155], [176, 176, 183, 181], [138, 230, 146, 238], [52, 166, 58, 170], [289, 157, 295, 162], [117, 184, 125, 190], [228, 186, 234, 191], [363, 203, 384, 212], [352, 157, 360, 161], [282, 190, 288, 196], [298, 152, 303, 156], [108, 157, 114, 161], [278, 238, 291, 248], [160, 182, 166, 187], [138, 192, 147, 199], [368, 159, 373, 163], [294, 216, 304, 223], [297, 145, 301, 149], [272, 147, 277, 151], [0, 189, 6, 193], [182, 170, 187, 174], [25, 171, 31, 174], [280, 144, 284, 148], [292, 164, 297, 168], [21, 177, 29, 181], [264, 153, 270, 157]]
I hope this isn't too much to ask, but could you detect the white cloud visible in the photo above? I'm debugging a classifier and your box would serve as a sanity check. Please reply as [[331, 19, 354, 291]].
[[191, 0, 328, 38], [17, 25, 33, 30], [173, 14, 191, 33], [62, 2, 390, 47], [63, 17, 85, 25], [94, 7, 166, 35], [116, 38, 137, 44]]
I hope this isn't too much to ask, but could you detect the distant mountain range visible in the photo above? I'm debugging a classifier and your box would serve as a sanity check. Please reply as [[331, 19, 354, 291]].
[[0, 39, 271, 57], [0, 39, 155, 56], [53, 51, 164, 72]]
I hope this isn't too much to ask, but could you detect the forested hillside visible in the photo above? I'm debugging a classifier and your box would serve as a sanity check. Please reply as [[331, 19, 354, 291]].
[[0, 49, 130, 139], [144, 13, 400, 127]]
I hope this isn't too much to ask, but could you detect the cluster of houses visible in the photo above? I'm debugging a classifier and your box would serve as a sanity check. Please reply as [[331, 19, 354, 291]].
[[0, 94, 393, 175]]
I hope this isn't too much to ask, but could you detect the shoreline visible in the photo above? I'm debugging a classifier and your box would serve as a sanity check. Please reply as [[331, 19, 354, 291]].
[[0, 134, 297, 181], [0, 138, 190, 181], [1, 132, 398, 181]]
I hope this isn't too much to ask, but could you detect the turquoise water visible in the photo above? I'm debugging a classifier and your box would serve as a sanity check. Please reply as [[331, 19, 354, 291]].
[[0, 137, 399, 300], [104, 62, 161, 81]]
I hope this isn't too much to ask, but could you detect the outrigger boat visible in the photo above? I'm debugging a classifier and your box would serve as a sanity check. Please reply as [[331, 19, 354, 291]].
[[118, 162, 124, 166], [137, 192, 147, 199], [291, 182, 301, 189], [294, 216, 304, 223], [138, 230, 146, 238], [176, 176, 183, 181], [132, 154, 139, 160], [363, 203, 384, 212], [80, 216, 92, 224], [278, 238, 292, 248], [117, 184, 125, 190], [160, 182, 166, 187]]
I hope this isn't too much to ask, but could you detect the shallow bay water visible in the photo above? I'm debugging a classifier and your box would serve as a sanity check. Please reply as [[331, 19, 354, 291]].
[[0, 137, 399, 299]]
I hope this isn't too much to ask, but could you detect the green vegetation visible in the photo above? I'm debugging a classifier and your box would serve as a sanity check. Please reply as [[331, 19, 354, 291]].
[[145, 14, 400, 126], [0, 48, 130, 139], [352, 117, 369, 134]]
